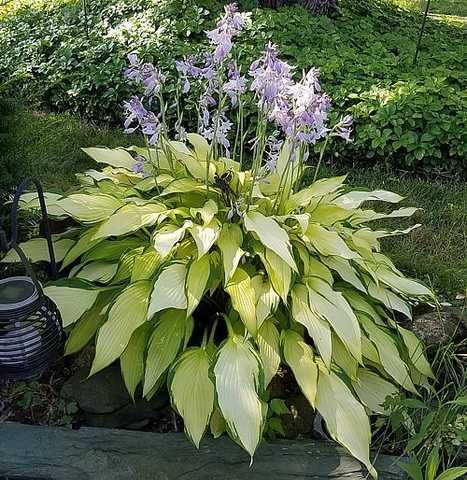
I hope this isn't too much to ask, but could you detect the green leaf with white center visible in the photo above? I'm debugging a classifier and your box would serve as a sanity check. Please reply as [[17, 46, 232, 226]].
[[190, 199, 218, 225], [1, 238, 74, 264], [316, 367, 376, 479], [214, 335, 264, 458], [251, 276, 280, 328], [75, 261, 118, 283], [217, 223, 244, 284], [306, 223, 358, 259], [57, 194, 123, 223], [367, 281, 412, 318], [186, 255, 211, 316], [169, 347, 215, 447], [131, 247, 161, 282], [286, 175, 347, 210], [90, 281, 152, 376], [148, 263, 187, 318], [291, 284, 332, 368], [154, 221, 193, 258], [189, 220, 220, 258], [376, 268, 433, 298], [244, 211, 297, 272], [256, 318, 280, 387], [360, 315, 417, 393], [282, 330, 318, 408], [225, 268, 257, 336], [260, 248, 292, 304], [82, 147, 136, 170], [187, 133, 210, 159], [307, 278, 362, 362], [397, 326, 434, 379], [143, 310, 188, 396], [121, 322, 151, 400], [93, 203, 165, 240], [44, 283, 100, 328], [335, 189, 404, 210], [321, 256, 366, 293], [352, 368, 398, 415]]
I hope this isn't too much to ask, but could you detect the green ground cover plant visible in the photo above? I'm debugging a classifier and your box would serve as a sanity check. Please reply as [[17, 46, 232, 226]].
[[0, 0, 465, 176], [1, 7, 444, 474]]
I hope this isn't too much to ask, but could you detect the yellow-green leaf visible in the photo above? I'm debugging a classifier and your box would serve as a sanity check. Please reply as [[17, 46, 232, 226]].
[[225, 268, 257, 336], [1, 238, 74, 264], [143, 310, 188, 396], [214, 335, 264, 458], [244, 211, 297, 272], [57, 194, 123, 223], [306, 223, 357, 259], [217, 223, 244, 284], [282, 330, 318, 408], [256, 318, 280, 387], [169, 347, 215, 447], [148, 263, 187, 318], [186, 255, 211, 316], [82, 147, 136, 170], [90, 281, 152, 375]]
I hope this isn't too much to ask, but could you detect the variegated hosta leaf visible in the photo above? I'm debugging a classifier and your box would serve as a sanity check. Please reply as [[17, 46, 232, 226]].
[[187, 132, 211, 159], [332, 333, 358, 380], [148, 263, 187, 318], [153, 221, 193, 258], [186, 255, 211, 316], [121, 322, 151, 400], [56, 194, 123, 223], [82, 147, 136, 170], [306, 223, 357, 259], [217, 223, 244, 284], [367, 281, 412, 318], [61, 226, 102, 269], [397, 326, 434, 379], [190, 199, 218, 225], [335, 189, 404, 210], [214, 335, 265, 458], [44, 282, 100, 328], [131, 247, 161, 282], [189, 220, 220, 258], [352, 368, 398, 415], [210, 408, 226, 439], [93, 203, 166, 240], [375, 267, 433, 298], [256, 318, 280, 387], [316, 367, 377, 479], [360, 314, 417, 393], [308, 203, 353, 226], [286, 175, 347, 211], [251, 275, 279, 328], [91, 281, 152, 375], [169, 347, 215, 447], [282, 330, 318, 408], [244, 211, 297, 272], [307, 277, 362, 362], [143, 310, 190, 397], [75, 261, 118, 283], [260, 248, 292, 304], [225, 268, 257, 336], [1, 238, 74, 264], [321, 256, 366, 293], [291, 284, 332, 368]]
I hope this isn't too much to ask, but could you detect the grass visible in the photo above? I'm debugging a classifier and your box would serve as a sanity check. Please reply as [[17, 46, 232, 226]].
[[1, 102, 465, 299], [392, 0, 467, 17]]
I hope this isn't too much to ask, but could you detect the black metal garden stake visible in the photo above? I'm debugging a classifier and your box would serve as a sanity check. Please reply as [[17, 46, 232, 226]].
[[413, 0, 432, 65], [0, 178, 64, 380]]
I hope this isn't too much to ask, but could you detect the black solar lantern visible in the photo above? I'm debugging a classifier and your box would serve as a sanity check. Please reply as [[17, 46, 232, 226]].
[[0, 178, 64, 380]]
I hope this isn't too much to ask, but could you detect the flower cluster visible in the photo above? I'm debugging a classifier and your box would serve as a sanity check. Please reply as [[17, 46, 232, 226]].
[[122, 3, 352, 175]]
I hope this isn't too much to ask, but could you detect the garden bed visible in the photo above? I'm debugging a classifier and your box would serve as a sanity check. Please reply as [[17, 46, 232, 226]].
[[0, 422, 406, 480]]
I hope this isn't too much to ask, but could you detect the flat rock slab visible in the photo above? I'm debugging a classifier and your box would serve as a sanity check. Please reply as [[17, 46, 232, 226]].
[[0, 423, 405, 480]]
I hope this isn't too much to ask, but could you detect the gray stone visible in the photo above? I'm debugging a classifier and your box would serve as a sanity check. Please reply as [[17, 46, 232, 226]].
[[0, 423, 407, 480], [407, 307, 466, 347], [61, 365, 131, 414]]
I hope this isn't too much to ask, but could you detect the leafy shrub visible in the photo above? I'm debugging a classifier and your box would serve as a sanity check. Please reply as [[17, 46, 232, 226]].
[[0, 5, 437, 474], [0, 0, 465, 176]]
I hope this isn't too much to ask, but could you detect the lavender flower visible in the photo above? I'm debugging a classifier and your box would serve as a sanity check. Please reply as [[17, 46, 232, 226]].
[[335, 114, 353, 142], [249, 43, 294, 107], [132, 160, 145, 174], [124, 53, 165, 96], [202, 110, 233, 153], [223, 63, 246, 106], [206, 3, 249, 64], [123, 96, 161, 145], [264, 133, 283, 173]]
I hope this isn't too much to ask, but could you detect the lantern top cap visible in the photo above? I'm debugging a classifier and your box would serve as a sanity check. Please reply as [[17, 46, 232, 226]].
[[0, 276, 40, 312]]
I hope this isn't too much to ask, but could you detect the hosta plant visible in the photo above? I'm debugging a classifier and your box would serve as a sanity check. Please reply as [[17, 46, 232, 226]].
[[1, 4, 435, 477]]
